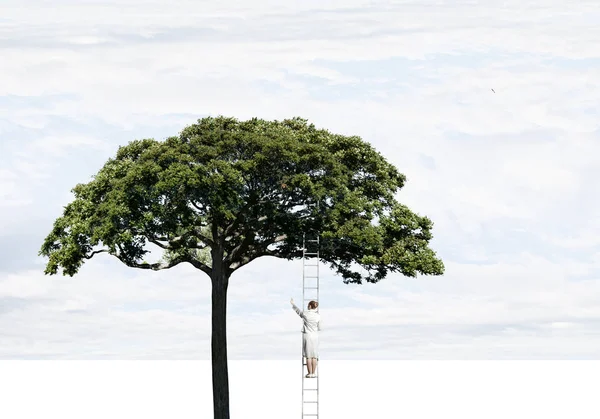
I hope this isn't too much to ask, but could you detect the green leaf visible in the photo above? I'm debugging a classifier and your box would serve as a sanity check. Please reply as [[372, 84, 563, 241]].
[[39, 116, 444, 282]]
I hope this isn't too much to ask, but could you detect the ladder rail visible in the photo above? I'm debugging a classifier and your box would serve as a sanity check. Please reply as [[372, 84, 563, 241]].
[[301, 233, 319, 419], [302, 234, 304, 419]]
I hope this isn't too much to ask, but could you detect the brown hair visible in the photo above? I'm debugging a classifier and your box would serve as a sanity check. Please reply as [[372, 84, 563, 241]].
[[308, 300, 318, 310]]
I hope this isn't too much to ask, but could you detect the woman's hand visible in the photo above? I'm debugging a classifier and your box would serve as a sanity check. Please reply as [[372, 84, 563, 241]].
[[290, 298, 294, 305]]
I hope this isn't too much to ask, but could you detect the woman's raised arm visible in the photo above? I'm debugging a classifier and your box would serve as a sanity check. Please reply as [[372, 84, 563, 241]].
[[290, 298, 304, 318]]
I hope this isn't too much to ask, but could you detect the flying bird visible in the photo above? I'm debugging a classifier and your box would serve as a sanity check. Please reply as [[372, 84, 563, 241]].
[[491, 88, 495, 93]]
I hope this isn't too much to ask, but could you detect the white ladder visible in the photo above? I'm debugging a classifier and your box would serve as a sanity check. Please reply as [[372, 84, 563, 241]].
[[302, 233, 320, 419]]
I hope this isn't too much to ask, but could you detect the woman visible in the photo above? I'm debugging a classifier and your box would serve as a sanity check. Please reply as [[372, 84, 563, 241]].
[[290, 298, 321, 378]]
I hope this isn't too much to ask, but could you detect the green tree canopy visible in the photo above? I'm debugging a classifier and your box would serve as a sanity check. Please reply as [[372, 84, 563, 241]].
[[40, 116, 443, 282]]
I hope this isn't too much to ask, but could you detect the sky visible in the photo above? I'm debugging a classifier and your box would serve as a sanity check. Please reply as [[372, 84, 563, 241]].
[[1, 0, 600, 359]]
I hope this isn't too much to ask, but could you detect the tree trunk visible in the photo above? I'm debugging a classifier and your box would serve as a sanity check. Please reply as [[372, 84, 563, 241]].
[[211, 263, 230, 419]]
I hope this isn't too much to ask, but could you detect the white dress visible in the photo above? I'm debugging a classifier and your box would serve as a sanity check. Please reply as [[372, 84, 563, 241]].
[[292, 303, 321, 359]]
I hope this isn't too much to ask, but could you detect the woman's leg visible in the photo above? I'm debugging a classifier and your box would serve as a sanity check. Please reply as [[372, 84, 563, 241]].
[[307, 358, 314, 375], [303, 336, 311, 376]]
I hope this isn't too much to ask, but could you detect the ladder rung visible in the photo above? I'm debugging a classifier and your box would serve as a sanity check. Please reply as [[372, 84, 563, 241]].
[[303, 238, 319, 418]]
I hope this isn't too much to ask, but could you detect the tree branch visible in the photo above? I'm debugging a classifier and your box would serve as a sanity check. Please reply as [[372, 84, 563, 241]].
[[192, 226, 215, 248], [84, 249, 109, 259], [190, 201, 206, 213], [224, 232, 255, 265], [188, 258, 212, 275], [222, 192, 262, 238], [229, 248, 276, 270], [148, 238, 170, 250], [223, 207, 247, 238], [227, 234, 286, 270], [211, 216, 219, 246], [145, 226, 213, 249], [114, 253, 190, 271], [223, 183, 292, 240]]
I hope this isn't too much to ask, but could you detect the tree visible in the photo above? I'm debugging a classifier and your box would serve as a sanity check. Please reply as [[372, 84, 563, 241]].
[[39, 116, 444, 419]]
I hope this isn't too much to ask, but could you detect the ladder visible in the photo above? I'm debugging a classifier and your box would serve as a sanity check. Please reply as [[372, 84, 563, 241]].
[[302, 233, 320, 419]]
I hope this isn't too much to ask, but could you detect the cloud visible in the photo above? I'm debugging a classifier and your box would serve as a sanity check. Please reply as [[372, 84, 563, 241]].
[[0, 169, 32, 207], [1, 0, 600, 359], [2, 251, 599, 359]]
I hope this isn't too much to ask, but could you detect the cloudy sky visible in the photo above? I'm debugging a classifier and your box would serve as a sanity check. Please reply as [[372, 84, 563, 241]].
[[1, 0, 599, 359]]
